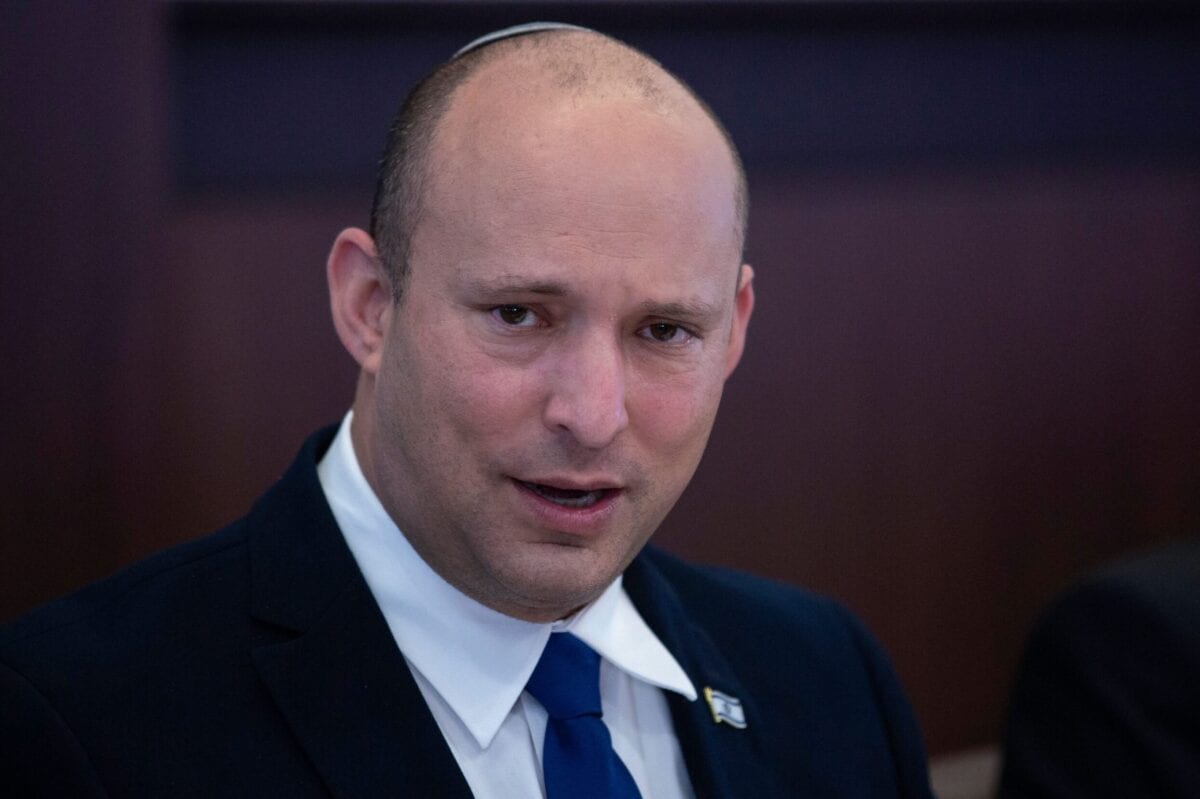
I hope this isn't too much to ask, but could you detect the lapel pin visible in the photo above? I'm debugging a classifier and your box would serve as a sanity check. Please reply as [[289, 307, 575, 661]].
[[703, 686, 747, 729]]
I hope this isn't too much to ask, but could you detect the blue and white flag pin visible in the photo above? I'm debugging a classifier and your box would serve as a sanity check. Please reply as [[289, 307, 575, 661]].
[[703, 686, 747, 729]]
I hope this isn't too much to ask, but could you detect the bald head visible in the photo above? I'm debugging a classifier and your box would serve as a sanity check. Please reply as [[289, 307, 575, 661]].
[[368, 28, 748, 299]]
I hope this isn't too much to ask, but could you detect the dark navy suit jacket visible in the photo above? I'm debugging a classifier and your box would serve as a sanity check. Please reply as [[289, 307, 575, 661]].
[[1, 428, 933, 797]]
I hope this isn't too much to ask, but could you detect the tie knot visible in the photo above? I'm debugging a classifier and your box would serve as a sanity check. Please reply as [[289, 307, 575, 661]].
[[526, 633, 602, 720]]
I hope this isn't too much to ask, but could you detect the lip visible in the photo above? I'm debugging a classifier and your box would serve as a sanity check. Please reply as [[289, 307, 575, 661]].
[[519, 475, 622, 492], [510, 477, 623, 536]]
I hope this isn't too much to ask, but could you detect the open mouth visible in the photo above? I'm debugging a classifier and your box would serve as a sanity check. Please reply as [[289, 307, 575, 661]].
[[517, 480, 614, 509]]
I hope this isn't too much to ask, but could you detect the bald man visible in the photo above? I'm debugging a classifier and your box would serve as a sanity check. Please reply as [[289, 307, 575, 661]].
[[1, 25, 933, 798]]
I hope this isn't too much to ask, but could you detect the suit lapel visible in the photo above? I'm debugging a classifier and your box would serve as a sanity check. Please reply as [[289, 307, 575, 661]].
[[246, 429, 472, 799], [251, 581, 472, 799], [624, 552, 784, 799]]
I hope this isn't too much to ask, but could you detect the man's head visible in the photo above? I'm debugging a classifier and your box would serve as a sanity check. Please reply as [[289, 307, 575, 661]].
[[328, 26, 754, 622], [367, 26, 749, 301]]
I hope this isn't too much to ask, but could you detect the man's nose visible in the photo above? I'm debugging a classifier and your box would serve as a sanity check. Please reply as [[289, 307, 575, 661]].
[[542, 334, 630, 450]]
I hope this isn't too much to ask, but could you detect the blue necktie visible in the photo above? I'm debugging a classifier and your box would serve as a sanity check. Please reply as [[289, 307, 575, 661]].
[[526, 633, 643, 799]]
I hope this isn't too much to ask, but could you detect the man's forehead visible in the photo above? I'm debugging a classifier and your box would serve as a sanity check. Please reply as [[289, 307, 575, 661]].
[[435, 61, 732, 208], [420, 165, 741, 280]]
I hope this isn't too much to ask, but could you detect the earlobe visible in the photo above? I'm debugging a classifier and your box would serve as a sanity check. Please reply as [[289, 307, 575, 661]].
[[327, 227, 393, 374], [724, 263, 755, 378]]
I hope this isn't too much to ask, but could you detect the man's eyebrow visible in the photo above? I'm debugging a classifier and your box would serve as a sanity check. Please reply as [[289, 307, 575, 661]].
[[463, 276, 568, 296], [637, 299, 723, 322]]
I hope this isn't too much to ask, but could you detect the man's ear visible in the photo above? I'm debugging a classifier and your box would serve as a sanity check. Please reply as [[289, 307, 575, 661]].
[[327, 227, 393, 374], [724, 263, 755, 379]]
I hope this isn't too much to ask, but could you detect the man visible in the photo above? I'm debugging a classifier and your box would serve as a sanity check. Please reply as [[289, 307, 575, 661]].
[[999, 538, 1200, 798], [1, 24, 933, 797]]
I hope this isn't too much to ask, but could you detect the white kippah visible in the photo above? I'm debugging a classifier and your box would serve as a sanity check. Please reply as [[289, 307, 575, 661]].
[[452, 21, 598, 59]]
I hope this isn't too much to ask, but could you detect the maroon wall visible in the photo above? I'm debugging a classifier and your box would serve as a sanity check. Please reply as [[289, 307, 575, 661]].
[[3, 2, 1198, 756]]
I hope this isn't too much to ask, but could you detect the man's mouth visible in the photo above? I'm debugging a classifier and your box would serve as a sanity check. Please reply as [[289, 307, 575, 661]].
[[517, 480, 614, 509]]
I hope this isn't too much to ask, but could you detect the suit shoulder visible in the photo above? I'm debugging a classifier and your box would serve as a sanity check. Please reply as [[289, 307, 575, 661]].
[[638, 546, 865, 645], [0, 520, 250, 653], [636, 547, 911, 721], [636, 547, 934, 797]]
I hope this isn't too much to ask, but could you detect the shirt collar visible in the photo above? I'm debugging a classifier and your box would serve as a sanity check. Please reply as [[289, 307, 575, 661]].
[[317, 412, 696, 748]]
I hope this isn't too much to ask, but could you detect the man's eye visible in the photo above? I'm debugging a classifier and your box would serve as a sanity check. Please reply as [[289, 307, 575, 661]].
[[492, 305, 537, 327], [642, 322, 693, 344]]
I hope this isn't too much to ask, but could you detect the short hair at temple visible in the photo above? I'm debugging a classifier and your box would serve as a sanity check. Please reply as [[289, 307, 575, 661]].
[[367, 28, 750, 300]]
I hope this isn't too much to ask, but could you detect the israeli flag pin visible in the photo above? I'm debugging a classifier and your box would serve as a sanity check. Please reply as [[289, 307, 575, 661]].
[[703, 686, 747, 729]]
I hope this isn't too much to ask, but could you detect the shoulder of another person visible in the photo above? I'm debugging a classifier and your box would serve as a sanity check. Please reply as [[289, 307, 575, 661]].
[[1091, 538, 1200, 608], [1039, 537, 1200, 646]]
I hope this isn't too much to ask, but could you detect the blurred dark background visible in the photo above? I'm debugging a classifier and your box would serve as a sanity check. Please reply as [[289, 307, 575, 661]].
[[3, 1, 1198, 759]]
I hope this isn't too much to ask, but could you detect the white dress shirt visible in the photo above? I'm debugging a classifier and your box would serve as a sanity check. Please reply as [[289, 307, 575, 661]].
[[317, 413, 698, 798]]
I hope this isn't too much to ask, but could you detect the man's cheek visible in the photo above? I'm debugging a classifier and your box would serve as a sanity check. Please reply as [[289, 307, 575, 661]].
[[634, 380, 713, 437], [449, 366, 538, 424]]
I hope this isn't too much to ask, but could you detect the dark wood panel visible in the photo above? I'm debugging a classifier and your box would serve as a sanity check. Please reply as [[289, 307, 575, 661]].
[[120, 194, 362, 555], [0, 1, 167, 620]]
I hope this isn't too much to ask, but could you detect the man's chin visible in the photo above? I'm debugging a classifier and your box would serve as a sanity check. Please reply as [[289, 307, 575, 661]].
[[492, 552, 621, 622]]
